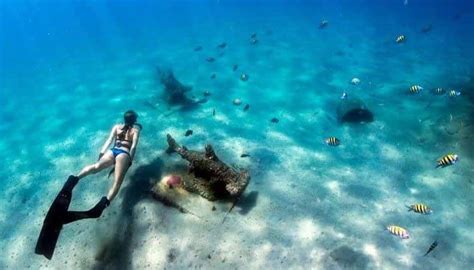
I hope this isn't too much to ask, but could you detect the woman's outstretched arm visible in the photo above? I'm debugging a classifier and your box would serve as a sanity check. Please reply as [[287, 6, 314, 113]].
[[99, 125, 117, 157], [129, 129, 140, 162]]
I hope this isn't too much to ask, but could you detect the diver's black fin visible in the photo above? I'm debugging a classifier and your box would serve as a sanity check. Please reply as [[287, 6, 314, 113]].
[[63, 196, 109, 224], [35, 175, 79, 260]]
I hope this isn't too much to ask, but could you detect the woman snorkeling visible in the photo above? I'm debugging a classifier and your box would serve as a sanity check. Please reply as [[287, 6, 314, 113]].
[[65, 110, 141, 219], [35, 110, 142, 259]]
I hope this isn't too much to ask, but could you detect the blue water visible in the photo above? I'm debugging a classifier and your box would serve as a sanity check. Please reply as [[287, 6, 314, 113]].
[[1, 0, 473, 269]]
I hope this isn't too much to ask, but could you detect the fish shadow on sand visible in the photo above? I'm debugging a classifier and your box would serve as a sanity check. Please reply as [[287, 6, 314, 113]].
[[237, 191, 259, 215], [93, 157, 164, 269], [328, 245, 370, 269], [343, 183, 381, 201]]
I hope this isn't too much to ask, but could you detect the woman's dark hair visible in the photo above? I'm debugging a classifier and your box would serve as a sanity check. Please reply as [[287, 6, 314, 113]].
[[124, 110, 138, 126], [117, 110, 141, 140]]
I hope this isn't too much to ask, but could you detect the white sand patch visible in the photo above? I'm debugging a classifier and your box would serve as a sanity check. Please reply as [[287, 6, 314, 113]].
[[414, 173, 447, 188], [220, 136, 257, 154], [251, 242, 273, 268], [214, 113, 231, 125], [266, 130, 293, 143], [397, 253, 414, 267], [294, 218, 320, 244], [380, 144, 402, 160], [325, 180, 342, 197], [160, 126, 184, 138], [363, 243, 381, 268]]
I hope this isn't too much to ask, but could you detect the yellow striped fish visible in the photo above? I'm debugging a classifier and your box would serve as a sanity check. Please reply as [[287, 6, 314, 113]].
[[432, 87, 445, 95], [406, 203, 432, 214], [436, 154, 458, 168], [387, 225, 410, 239], [396, 35, 406, 43], [409, 85, 423, 94], [325, 137, 340, 146], [448, 89, 461, 97]]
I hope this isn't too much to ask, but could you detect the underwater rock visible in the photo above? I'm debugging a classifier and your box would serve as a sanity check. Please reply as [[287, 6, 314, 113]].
[[157, 68, 195, 106], [336, 97, 374, 123], [165, 134, 250, 198]]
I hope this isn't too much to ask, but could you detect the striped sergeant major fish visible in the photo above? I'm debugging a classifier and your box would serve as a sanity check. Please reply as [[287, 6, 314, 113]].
[[423, 240, 438, 256], [448, 89, 461, 97], [432, 87, 445, 95], [387, 225, 410, 239], [436, 154, 458, 168], [406, 203, 432, 214], [409, 85, 423, 94], [325, 137, 340, 146], [396, 35, 406, 43]]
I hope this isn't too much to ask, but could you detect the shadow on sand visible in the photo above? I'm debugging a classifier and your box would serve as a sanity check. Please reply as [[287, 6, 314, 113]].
[[92, 157, 164, 270]]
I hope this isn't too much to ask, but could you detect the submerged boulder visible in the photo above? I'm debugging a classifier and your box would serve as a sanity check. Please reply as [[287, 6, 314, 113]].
[[164, 134, 250, 200]]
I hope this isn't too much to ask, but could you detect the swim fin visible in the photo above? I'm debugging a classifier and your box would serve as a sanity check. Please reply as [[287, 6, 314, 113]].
[[35, 175, 79, 260], [63, 196, 110, 224]]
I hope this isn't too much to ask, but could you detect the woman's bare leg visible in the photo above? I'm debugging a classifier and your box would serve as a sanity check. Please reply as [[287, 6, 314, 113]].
[[106, 153, 130, 201], [77, 151, 115, 179]]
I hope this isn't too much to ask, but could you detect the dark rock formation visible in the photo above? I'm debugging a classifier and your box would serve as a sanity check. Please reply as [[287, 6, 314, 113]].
[[166, 134, 250, 199], [337, 97, 374, 123], [157, 68, 195, 105]]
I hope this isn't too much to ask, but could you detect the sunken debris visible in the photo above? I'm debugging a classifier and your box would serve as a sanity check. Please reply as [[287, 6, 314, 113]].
[[165, 134, 250, 200]]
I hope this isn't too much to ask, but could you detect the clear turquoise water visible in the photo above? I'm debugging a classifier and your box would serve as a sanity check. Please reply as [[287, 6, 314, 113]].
[[1, 0, 473, 269]]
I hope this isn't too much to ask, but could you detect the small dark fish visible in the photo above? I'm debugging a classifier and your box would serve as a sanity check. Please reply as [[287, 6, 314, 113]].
[[194, 46, 202, 51], [421, 24, 432, 33], [250, 33, 257, 38], [250, 38, 258, 45], [233, 64, 238, 71], [206, 57, 215, 62], [243, 104, 250, 111], [217, 42, 227, 49], [423, 240, 438, 256], [185, 130, 193, 137], [203, 90, 211, 97], [210, 73, 216, 79], [212, 108, 216, 116], [270, 117, 279, 123], [240, 153, 251, 158], [240, 73, 249, 81]]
